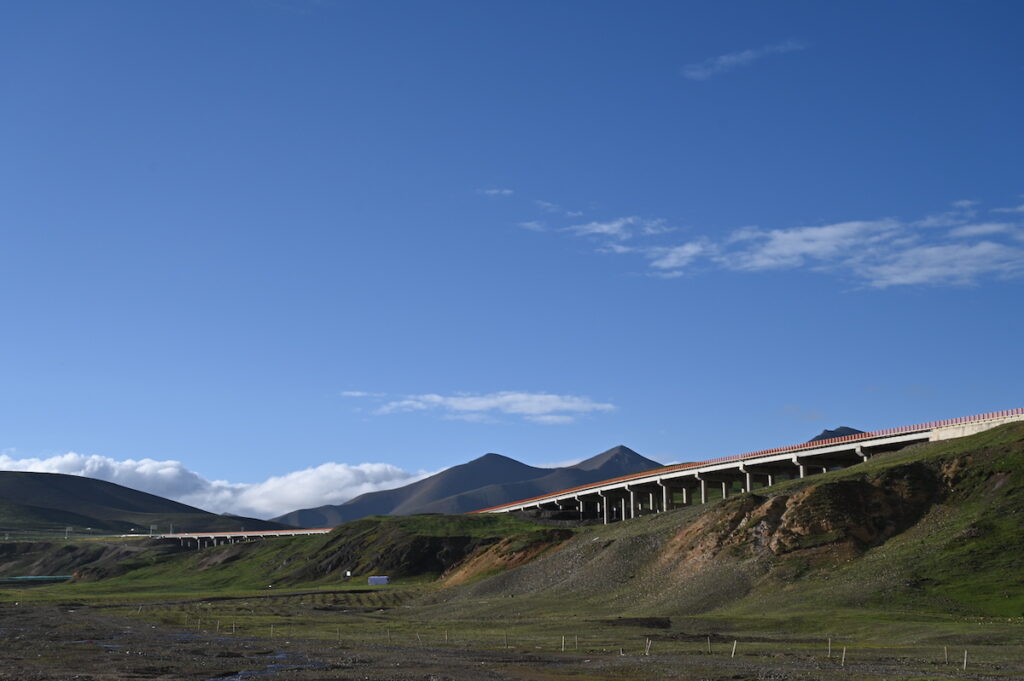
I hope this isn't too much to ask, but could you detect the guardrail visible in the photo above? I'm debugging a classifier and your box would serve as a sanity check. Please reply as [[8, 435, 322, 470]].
[[157, 528, 333, 540]]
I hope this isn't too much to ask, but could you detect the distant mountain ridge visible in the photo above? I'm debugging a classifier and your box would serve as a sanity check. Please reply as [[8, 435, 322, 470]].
[[0, 471, 290, 534], [273, 445, 662, 528]]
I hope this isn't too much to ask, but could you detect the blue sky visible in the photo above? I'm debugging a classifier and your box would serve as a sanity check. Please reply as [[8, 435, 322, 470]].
[[1, 1, 1022, 518]]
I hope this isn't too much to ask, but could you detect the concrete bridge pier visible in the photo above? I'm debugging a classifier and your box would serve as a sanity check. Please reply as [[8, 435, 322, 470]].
[[697, 474, 708, 504], [740, 465, 752, 494]]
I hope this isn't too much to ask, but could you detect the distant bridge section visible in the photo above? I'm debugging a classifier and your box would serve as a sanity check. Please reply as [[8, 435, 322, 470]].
[[475, 408, 1024, 524], [157, 527, 333, 550]]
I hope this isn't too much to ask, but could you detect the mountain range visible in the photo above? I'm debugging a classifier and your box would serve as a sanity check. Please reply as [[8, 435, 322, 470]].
[[1, 430, 860, 531], [0, 471, 289, 534], [271, 445, 662, 527]]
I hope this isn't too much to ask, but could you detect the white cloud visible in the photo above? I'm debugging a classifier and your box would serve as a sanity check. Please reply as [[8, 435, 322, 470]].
[[0, 452, 425, 519], [564, 216, 671, 240], [374, 391, 615, 425], [340, 390, 384, 398], [504, 191, 1024, 288], [639, 219, 675, 236], [860, 241, 1024, 288], [948, 222, 1017, 238], [564, 217, 638, 239], [527, 414, 576, 425], [720, 220, 900, 271], [915, 213, 966, 228], [682, 40, 806, 81], [914, 200, 977, 228], [536, 200, 583, 217], [519, 221, 546, 232], [647, 242, 706, 271], [598, 243, 635, 255], [478, 188, 514, 197], [992, 203, 1024, 214], [609, 210, 1024, 287]]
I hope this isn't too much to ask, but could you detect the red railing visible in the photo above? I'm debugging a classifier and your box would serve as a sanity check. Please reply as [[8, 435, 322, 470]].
[[473, 408, 1024, 513]]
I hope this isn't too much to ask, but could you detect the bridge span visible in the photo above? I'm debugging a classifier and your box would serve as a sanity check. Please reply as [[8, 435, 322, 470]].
[[475, 408, 1024, 524], [157, 527, 333, 549]]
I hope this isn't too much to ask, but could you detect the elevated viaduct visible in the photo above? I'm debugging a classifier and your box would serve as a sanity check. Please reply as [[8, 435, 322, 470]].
[[157, 527, 332, 549], [475, 408, 1024, 524]]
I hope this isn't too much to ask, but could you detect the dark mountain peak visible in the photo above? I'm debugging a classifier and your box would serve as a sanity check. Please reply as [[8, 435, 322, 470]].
[[808, 426, 866, 442], [446, 452, 543, 478], [273, 451, 548, 526], [467, 452, 519, 465], [274, 445, 663, 527], [571, 445, 660, 472]]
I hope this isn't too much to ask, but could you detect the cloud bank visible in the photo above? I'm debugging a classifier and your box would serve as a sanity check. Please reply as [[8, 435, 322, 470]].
[[0, 452, 425, 520]]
